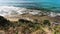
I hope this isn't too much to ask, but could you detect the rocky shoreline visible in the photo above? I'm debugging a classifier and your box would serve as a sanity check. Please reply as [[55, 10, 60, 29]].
[[0, 6, 60, 17]]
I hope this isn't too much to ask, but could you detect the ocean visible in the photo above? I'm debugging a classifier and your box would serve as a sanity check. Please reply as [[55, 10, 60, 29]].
[[0, 0, 60, 12]]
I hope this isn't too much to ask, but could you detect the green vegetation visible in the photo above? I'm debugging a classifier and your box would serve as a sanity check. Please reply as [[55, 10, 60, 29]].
[[0, 16, 60, 34], [43, 20, 51, 26], [16, 31, 18, 34], [18, 19, 41, 32], [0, 16, 11, 30], [53, 25, 60, 34]]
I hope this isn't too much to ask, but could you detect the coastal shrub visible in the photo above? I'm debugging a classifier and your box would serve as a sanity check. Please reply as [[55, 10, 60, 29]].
[[18, 19, 32, 26], [53, 25, 60, 34], [0, 16, 11, 30], [18, 19, 40, 32], [16, 31, 18, 34], [34, 19, 38, 23], [43, 20, 51, 26]]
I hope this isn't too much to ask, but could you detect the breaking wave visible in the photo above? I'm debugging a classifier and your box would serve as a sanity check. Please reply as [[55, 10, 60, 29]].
[[0, 6, 60, 17]]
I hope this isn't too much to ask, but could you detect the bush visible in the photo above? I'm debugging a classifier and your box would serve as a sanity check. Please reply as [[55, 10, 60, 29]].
[[18, 19, 32, 26], [0, 16, 10, 30], [18, 19, 40, 32], [43, 20, 51, 26]]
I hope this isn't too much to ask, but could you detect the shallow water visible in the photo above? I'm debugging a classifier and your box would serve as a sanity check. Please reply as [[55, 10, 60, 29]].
[[0, 0, 60, 12]]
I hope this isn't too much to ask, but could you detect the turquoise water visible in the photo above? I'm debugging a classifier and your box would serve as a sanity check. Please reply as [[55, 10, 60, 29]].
[[0, 0, 60, 11]]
